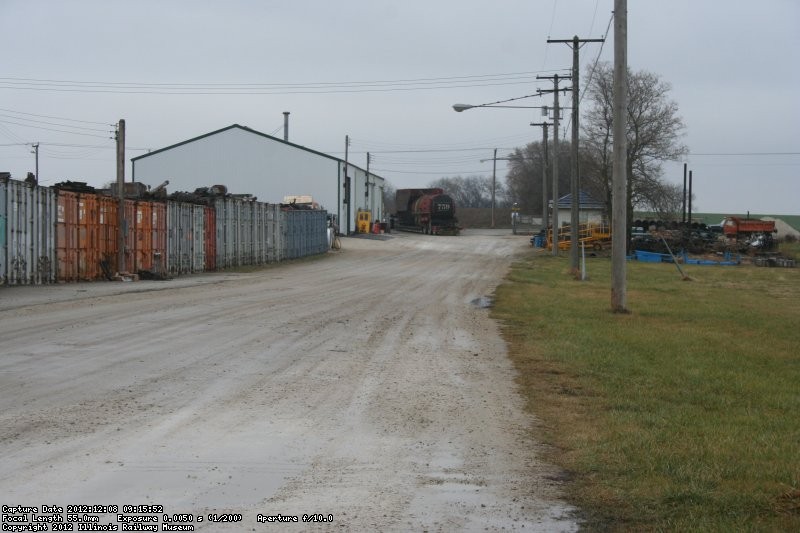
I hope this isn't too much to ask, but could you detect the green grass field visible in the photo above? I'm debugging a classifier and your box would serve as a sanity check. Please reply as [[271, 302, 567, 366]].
[[492, 254, 800, 531]]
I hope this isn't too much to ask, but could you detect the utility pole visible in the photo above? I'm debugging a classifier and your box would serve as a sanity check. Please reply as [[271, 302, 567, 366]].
[[344, 135, 350, 235], [688, 170, 693, 224], [530, 121, 552, 233], [31, 142, 39, 182], [491, 148, 497, 228], [611, 0, 628, 312], [548, 35, 604, 272], [682, 163, 687, 223], [538, 74, 571, 256], [481, 150, 513, 228], [116, 119, 126, 274], [366, 152, 373, 215]]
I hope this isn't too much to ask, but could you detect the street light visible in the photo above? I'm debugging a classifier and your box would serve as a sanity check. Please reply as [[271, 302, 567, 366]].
[[454, 93, 548, 235], [479, 150, 515, 229], [453, 103, 541, 112], [452, 93, 543, 114]]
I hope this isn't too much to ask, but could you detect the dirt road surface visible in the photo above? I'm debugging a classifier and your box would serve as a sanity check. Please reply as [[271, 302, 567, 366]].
[[0, 230, 578, 531]]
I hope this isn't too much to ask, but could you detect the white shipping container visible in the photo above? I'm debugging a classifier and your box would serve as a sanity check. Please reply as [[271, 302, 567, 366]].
[[0, 179, 57, 285]]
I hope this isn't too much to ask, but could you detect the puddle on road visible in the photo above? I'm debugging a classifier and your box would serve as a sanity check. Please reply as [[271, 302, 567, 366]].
[[470, 296, 494, 309]]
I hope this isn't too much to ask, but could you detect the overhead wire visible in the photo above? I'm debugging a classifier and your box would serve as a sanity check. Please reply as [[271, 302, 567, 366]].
[[0, 119, 112, 138], [0, 70, 567, 95], [0, 113, 113, 133], [0, 107, 113, 126]]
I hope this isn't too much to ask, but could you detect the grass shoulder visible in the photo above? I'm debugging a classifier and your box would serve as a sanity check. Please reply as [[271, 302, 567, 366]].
[[492, 252, 800, 531]]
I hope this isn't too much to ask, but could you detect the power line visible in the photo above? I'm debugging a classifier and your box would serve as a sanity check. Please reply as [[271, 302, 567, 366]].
[[373, 167, 490, 175], [0, 107, 112, 126], [0, 71, 567, 95], [0, 119, 111, 138], [0, 70, 564, 88], [0, 113, 113, 133], [0, 80, 550, 96]]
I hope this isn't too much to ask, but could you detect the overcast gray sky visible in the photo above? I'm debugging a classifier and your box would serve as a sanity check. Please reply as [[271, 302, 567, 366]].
[[1, 0, 798, 214]]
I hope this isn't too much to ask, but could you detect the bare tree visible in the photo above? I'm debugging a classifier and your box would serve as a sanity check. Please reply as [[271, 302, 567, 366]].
[[505, 141, 573, 215], [382, 182, 396, 214], [429, 175, 497, 208], [639, 181, 684, 220], [582, 62, 688, 232]]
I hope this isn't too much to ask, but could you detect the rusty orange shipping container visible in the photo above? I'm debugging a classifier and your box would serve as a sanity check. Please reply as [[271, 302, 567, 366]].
[[124, 200, 167, 274], [57, 191, 118, 281]]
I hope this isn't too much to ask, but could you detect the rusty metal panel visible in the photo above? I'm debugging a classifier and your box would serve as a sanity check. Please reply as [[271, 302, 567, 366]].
[[56, 191, 79, 282], [57, 191, 119, 281], [203, 205, 216, 271], [151, 202, 167, 275], [1, 179, 57, 285], [123, 200, 166, 274], [96, 196, 117, 274]]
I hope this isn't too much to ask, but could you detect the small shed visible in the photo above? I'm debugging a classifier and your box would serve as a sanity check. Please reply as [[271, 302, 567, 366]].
[[551, 190, 606, 226]]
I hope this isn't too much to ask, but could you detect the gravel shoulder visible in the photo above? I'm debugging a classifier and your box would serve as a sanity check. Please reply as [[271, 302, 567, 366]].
[[0, 230, 578, 531]]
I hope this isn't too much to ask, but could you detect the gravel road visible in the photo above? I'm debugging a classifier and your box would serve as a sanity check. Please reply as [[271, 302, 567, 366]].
[[0, 230, 578, 532]]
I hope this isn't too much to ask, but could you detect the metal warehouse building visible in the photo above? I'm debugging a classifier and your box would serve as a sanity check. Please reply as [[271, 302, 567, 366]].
[[131, 124, 385, 234]]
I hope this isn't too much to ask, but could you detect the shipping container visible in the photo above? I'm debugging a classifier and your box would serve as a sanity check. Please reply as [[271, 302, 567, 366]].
[[282, 209, 328, 260], [8, 184, 327, 285], [167, 201, 193, 274], [56, 191, 118, 282], [1, 178, 57, 285], [124, 200, 166, 274]]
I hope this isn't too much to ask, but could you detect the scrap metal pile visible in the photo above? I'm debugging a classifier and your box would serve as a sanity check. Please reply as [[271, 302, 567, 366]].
[[631, 217, 779, 255]]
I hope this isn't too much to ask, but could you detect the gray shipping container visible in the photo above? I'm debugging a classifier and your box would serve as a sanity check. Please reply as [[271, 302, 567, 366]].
[[0, 179, 57, 285], [167, 202, 210, 274], [282, 209, 328, 260]]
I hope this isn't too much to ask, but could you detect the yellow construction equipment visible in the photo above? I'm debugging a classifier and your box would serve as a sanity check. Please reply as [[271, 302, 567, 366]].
[[547, 222, 611, 251]]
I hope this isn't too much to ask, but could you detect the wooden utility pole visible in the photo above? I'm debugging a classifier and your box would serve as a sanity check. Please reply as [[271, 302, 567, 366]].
[[548, 36, 604, 272], [344, 135, 350, 234], [538, 74, 571, 256], [366, 152, 373, 215], [491, 148, 497, 228], [611, 1, 628, 312], [530, 122, 552, 232], [116, 119, 126, 274]]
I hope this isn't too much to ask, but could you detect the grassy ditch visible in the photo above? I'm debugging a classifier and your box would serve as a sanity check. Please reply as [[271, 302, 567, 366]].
[[492, 253, 800, 531]]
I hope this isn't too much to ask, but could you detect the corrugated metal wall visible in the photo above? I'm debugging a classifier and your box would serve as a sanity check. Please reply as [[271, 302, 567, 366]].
[[0, 179, 57, 284], [1, 178, 328, 286], [56, 191, 117, 282], [282, 209, 329, 260], [215, 200, 289, 268]]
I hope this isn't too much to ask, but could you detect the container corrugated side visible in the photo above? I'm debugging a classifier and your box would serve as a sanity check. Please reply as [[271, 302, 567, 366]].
[[1, 179, 57, 285]]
